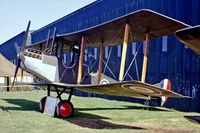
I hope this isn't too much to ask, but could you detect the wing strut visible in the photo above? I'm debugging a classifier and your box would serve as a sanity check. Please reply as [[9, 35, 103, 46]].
[[119, 23, 130, 82], [77, 36, 86, 84], [141, 33, 150, 83], [97, 41, 105, 84], [50, 28, 57, 54], [45, 30, 51, 49]]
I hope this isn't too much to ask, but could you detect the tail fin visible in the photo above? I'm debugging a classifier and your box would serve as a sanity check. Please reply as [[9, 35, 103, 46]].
[[160, 79, 172, 106]]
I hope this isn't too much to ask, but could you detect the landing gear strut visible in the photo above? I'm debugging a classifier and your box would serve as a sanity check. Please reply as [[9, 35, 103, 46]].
[[39, 85, 74, 118]]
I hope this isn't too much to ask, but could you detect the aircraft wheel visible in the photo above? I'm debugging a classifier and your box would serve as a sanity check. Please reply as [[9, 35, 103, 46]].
[[56, 100, 74, 118], [39, 96, 47, 112]]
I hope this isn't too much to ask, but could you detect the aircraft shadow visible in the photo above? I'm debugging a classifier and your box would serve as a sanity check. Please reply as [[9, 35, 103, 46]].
[[1, 99, 40, 112], [63, 109, 146, 130], [68, 118, 146, 130]]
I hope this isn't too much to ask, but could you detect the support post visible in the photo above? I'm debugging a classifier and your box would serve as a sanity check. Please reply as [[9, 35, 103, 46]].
[[20, 69, 23, 82], [97, 41, 105, 84], [6, 77, 9, 92], [59, 40, 64, 59], [45, 30, 51, 49], [55, 41, 59, 56], [119, 23, 130, 82], [141, 33, 150, 83], [47, 85, 50, 96], [50, 28, 57, 54], [77, 36, 86, 84]]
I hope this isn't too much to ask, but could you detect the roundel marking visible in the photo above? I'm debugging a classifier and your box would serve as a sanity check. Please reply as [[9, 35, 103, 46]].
[[121, 83, 162, 96], [100, 79, 109, 84]]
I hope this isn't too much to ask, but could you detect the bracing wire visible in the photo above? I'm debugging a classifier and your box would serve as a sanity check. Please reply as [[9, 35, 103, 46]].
[[103, 24, 125, 76], [122, 27, 142, 81], [80, 24, 126, 82], [122, 42, 142, 81]]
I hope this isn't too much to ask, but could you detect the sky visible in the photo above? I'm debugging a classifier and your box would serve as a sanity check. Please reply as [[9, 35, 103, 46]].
[[0, 0, 96, 44]]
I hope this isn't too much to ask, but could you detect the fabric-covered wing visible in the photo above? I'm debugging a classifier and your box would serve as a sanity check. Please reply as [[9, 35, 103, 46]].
[[26, 81, 187, 99], [30, 9, 189, 49], [175, 26, 200, 55]]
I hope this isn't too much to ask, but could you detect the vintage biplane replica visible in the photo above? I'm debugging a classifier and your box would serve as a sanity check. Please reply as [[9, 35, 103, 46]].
[[12, 9, 190, 118]]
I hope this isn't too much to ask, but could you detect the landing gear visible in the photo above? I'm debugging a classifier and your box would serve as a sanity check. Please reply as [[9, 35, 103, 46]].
[[39, 96, 47, 112], [56, 100, 74, 118], [39, 85, 74, 118]]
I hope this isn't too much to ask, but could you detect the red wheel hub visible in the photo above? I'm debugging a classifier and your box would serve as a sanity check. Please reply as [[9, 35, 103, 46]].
[[59, 103, 72, 117]]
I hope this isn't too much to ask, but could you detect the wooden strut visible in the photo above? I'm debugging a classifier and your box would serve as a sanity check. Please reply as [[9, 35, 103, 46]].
[[141, 33, 150, 83], [119, 23, 130, 82], [97, 41, 105, 84], [77, 36, 86, 84]]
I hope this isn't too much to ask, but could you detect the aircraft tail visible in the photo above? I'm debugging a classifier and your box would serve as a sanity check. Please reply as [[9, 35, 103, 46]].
[[160, 79, 172, 106]]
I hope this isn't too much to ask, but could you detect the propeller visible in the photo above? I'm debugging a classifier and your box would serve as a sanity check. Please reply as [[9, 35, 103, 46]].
[[11, 21, 31, 89]]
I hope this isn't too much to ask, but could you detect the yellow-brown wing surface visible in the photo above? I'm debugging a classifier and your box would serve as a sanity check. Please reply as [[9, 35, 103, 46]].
[[175, 26, 200, 55], [32, 81, 186, 99], [30, 9, 189, 49]]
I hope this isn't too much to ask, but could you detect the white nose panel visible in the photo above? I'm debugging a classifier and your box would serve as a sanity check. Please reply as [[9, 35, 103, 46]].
[[24, 56, 57, 82]]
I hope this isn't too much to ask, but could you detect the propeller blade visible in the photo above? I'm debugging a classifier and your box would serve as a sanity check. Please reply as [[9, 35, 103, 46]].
[[11, 59, 21, 89], [21, 21, 31, 52], [15, 42, 20, 54], [21, 58, 27, 69], [11, 21, 30, 90]]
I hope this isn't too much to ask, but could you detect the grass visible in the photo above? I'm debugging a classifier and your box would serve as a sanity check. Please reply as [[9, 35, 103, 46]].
[[0, 91, 200, 133]]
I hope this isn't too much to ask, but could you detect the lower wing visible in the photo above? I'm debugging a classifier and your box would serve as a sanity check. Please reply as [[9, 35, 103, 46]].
[[22, 80, 189, 99]]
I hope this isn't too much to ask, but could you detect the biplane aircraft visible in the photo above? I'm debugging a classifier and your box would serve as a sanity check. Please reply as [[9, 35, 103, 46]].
[[12, 9, 190, 118]]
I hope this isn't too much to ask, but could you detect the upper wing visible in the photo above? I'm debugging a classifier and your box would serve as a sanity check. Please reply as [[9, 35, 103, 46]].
[[24, 80, 188, 99], [175, 25, 200, 55], [30, 9, 189, 49]]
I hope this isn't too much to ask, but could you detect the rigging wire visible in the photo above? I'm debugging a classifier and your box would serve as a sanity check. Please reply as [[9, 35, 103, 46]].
[[103, 24, 125, 76], [85, 37, 116, 79], [122, 27, 142, 81], [79, 24, 126, 82], [123, 41, 143, 81]]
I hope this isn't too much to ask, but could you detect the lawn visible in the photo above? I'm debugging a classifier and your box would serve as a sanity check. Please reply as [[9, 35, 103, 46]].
[[0, 91, 199, 133]]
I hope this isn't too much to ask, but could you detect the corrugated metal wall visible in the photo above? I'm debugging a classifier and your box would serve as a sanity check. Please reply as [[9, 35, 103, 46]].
[[1, 0, 200, 112]]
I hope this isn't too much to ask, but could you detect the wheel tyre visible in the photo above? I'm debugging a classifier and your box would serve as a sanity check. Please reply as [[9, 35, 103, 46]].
[[56, 100, 74, 118], [39, 96, 47, 112]]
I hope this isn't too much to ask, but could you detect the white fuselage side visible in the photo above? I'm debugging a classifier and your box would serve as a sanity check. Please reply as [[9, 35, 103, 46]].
[[22, 54, 59, 82]]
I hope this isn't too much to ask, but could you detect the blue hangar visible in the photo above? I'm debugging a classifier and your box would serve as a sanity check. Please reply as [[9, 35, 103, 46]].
[[0, 0, 200, 112]]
